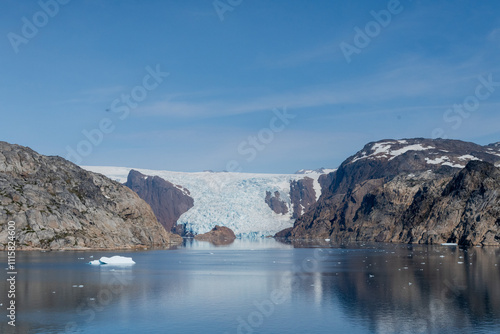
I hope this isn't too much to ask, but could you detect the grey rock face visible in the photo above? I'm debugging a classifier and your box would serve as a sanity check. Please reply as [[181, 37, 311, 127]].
[[265, 191, 289, 215], [0, 142, 181, 250], [124, 170, 194, 233], [280, 139, 500, 246]]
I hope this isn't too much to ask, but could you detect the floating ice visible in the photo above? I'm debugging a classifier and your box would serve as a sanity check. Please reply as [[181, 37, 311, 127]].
[[441, 243, 458, 246], [88, 256, 135, 265]]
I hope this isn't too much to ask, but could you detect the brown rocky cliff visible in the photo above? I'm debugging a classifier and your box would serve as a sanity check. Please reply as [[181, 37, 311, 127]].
[[289, 177, 317, 219], [265, 191, 289, 215], [0, 141, 181, 250], [125, 170, 194, 233]]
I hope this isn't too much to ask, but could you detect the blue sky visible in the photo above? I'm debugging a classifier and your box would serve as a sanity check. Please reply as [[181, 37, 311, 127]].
[[1, 0, 499, 173]]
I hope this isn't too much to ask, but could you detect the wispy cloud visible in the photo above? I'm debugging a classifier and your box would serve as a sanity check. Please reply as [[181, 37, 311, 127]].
[[256, 42, 343, 69], [55, 85, 126, 106], [136, 56, 497, 120]]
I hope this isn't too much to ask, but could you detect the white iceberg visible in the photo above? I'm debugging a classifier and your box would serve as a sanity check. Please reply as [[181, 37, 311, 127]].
[[88, 256, 135, 265]]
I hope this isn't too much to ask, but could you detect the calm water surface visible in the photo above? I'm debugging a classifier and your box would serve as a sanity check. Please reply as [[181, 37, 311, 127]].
[[1, 239, 499, 333]]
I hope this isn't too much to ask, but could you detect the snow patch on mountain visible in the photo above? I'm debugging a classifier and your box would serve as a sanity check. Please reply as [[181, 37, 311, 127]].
[[295, 168, 337, 201], [388, 144, 434, 160], [425, 156, 467, 168], [83, 166, 330, 237], [442, 162, 465, 168], [458, 155, 480, 161], [425, 156, 449, 165], [351, 141, 434, 163]]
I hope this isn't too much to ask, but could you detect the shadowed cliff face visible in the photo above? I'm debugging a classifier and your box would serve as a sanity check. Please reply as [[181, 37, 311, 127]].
[[289, 177, 316, 219], [265, 191, 289, 215], [281, 139, 500, 246], [0, 142, 181, 250], [265, 177, 318, 219], [124, 170, 194, 233]]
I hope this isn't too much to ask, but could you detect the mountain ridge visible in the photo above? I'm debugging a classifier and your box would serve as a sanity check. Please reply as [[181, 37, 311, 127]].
[[0, 141, 181, 250], [279, 138, 500, 246]]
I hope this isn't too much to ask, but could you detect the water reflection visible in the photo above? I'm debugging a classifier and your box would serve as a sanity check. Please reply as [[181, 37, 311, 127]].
[[286, 243, 500, 333], [0, 241, 498, 333]]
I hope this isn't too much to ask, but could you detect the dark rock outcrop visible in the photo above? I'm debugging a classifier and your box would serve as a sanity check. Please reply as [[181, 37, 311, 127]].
[[279, 138, 500, 246], [289, 177, 316, 219], [194, 225, 236, 245], [125, 170, 194, 233], [265, 191, 288, 215], [0, 141, 182, 250]]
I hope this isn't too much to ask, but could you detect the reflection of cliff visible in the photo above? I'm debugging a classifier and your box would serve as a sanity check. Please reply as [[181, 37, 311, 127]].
[[287, 243, 500, 332]]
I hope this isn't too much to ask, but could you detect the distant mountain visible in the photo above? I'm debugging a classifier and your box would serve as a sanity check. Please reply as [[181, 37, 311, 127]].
[[278, 138, 500, 246], [0, 142, 181, 250], [84, 167, 334, 237]]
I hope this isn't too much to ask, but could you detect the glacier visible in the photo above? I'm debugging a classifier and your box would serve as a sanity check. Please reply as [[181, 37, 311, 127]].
[[83, 166, 333, 238]]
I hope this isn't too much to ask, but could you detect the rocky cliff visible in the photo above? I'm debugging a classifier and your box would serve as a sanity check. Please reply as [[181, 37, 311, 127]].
[[289, 177, 317, 219], [280, 139, 500, 246], [125, 169, 194, 233], [0, 142, 181, 250], [265, 191, 289, 215]]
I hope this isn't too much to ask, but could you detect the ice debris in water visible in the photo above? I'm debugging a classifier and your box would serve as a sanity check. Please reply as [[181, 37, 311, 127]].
[[88, 256, 135, 265]]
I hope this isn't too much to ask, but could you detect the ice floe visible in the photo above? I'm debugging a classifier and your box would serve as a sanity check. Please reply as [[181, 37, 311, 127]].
[[88, 256, 135, 265]]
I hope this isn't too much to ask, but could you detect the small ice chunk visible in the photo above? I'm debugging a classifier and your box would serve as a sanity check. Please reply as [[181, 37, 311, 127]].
[[441, 243, 458, 246], [325, 239, 331, 242], [99, 256, 135, 265], [89, 256, 135, 265]]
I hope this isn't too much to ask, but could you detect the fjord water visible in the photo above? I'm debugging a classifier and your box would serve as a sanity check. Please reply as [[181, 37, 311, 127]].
[[1, 240, 500, 334]]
